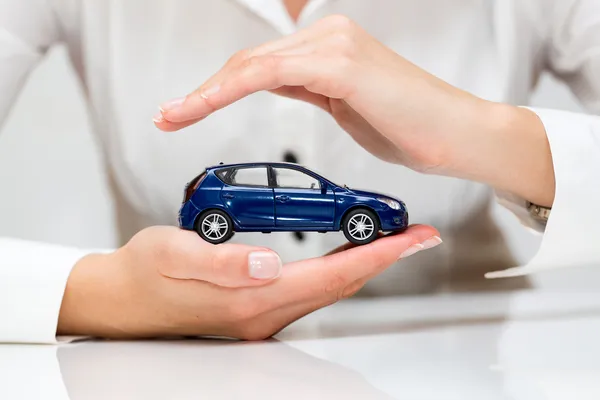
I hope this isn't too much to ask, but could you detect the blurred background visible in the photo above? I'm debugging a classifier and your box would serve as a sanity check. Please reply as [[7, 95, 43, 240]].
[[0, 45, 593, 288]]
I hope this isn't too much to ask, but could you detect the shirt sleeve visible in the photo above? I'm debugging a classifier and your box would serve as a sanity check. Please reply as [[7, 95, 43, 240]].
[[0, 2, 90, 342], [0, 238, 93, 343], [489, 0, 600, 278], [0, 0, 65, 126]]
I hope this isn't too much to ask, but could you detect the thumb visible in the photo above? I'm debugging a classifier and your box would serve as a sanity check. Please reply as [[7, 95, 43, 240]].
[[161, 241, 283, 288]]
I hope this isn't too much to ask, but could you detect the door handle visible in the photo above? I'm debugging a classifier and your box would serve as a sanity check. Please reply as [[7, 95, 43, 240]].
[[275, 195, 290, 203], [222, 193, 235, 199]]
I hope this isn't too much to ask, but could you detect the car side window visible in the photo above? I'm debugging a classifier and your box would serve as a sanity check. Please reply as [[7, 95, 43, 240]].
[[215, 169, 230, 183], [273, 168, 320, 190], [229, 167, 269, 187]]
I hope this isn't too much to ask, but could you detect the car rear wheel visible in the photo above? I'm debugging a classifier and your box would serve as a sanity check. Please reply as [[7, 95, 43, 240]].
[[342, 208, 380, 245], [196, 209, 234, 244]]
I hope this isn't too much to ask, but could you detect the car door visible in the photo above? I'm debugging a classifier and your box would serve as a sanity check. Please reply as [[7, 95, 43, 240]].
[[272, 167, 335, 228], [220, 166, 275, 228]]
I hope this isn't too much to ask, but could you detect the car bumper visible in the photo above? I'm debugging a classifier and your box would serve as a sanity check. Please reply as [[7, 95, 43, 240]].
[[379, 208, 409, 231], [179, 201, 200, 230]]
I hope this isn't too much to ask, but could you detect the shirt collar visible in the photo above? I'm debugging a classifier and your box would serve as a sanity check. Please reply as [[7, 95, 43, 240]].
[[230, 0, 331, 35]]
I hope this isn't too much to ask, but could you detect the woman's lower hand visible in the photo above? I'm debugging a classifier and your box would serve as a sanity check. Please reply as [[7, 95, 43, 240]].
[[155, 15, 554, 207], [57, 225, 440, 340]]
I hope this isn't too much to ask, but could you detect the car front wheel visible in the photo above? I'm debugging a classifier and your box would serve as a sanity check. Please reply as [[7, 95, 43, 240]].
[[342, 208, 380, 245], [196, 209, 234, 244]]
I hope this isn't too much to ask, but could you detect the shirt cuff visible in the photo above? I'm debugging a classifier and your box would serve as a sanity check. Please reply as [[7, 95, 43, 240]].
[[494, 189, 546, 234], [488, 108, 600, 278], [0, 238, 91, 344]]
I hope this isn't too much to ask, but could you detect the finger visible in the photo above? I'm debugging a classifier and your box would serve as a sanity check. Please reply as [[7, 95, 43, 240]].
[[323, 225, 438, 257], [389, 224, 442, 244], [211, 29, 353, 99], [262, 225, 440, 305], [158, 236, 282, 288], [258, 30, 356, 58], [324, 232, 386, 257], [157, 86, 331, 132], [159, 56, 332, 132], [153, 115, 205, 132], [256, 226, 441, 328], [161, 54, 353, 123], [341, 224, 444, 290], [270, 86, 332, 113], [196, 17, 342, 90], [245, 21, 330, 57], [155, 20, 336, 124]]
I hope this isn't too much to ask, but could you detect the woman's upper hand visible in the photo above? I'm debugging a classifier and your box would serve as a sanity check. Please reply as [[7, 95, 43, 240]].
[[153, 15, 459, 170], [154, 15, 555, 207], [57, 225, 440, 340]]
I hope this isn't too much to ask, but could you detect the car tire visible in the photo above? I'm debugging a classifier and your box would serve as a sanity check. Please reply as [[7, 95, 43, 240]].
[[342, 208, 380, 245], [195, 209, 234, 244]]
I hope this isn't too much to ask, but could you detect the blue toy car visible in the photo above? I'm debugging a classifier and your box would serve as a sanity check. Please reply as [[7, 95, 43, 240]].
[[179, 162, 408, 245]]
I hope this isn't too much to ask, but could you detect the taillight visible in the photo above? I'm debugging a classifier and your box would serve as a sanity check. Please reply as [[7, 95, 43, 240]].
[[183, 171, 206, 203]]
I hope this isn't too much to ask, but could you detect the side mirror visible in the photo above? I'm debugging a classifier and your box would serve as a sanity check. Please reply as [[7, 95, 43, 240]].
[[321, 182, 327, 194]]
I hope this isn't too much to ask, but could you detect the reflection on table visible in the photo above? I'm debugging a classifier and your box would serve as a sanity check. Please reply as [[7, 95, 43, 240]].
[[2, 289, 600, 400]]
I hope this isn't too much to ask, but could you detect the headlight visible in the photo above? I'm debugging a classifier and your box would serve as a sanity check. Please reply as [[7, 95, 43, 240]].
[[377, 197, 401, 210]]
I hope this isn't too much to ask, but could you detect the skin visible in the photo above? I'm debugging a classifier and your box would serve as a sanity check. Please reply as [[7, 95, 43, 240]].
[[58, 225, 440, 339], [154, 15, 555, 207], [59, 1, 554, 339], [283, 0, 309, 21]]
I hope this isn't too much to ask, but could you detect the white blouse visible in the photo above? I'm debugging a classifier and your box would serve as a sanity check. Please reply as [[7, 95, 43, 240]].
[[0, 0, 599, 343]]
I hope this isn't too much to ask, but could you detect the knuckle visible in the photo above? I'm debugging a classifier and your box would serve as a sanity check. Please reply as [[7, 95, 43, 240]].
[[309, 57, 353, 96], [403, 146, 446, 174], [264, 55, 281, 71], [340, 281, 364, 299], [239, 57, 253, 70], [207, 248, 227, 276], [328, 32, 355, 55], [239, 56, 282, 89], [228, 49, 250, 65], [242, 56, 258, 69], [243, 55, 280, 72], [323, 270, 349, 298], [324, 14, 356, 31], [333, 56, 354, 74], [242, 55, 265, 70]]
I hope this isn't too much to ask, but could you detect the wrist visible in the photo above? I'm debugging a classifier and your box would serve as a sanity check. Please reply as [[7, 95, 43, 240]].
[[452, 101, 555, 207], [57, 252, 127, 337]]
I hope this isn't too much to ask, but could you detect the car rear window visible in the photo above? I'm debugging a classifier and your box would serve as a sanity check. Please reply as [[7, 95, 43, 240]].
[[183, 171, 206, 203]]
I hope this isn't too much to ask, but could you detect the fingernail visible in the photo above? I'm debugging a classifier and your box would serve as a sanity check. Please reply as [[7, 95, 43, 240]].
[[152, 110, 165, 123], [200, 84, 220, 99], [159, 97, 186, 112], [421, 236, 443, 250], [398, 243, 425, 259], [248, 251, 282, 280]]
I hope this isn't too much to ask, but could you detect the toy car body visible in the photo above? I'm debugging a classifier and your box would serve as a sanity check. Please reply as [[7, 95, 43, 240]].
[[179, 162, 409, 245]]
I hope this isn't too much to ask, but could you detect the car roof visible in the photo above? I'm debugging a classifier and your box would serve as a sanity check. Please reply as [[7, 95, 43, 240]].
[[207, 162, 311, 171]]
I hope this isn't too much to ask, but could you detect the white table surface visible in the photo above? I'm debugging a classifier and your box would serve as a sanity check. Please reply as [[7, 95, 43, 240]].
[[2, 288, 600, 400]]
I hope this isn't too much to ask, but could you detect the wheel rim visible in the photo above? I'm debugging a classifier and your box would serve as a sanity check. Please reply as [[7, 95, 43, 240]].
[[201, 213, 229, 240], [347, 213, 375, 241]]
